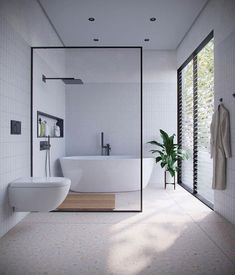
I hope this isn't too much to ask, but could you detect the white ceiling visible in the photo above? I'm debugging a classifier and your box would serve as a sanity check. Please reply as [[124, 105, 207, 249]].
[[39, 0, 207, 50]]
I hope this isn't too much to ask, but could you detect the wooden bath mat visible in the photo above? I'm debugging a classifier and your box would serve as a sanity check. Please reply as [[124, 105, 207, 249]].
[[57, 192, 115, 211]]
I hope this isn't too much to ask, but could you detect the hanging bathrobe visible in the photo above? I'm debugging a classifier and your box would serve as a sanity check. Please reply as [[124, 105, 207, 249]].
[[210, 103, 232, 190]]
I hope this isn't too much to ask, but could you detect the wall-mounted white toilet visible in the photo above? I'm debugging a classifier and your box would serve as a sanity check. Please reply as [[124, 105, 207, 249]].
[[8, 177, 71, 212]]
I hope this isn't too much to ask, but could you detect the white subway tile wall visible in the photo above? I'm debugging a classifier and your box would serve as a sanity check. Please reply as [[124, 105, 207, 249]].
[[33, 50, 66, 177], [65, 49, 141, 157], [143, 51, 177, 186], [0, 15, 30, 238], [214, 30, 235, 224], [65, 83, 141, 156], [0, 0, 62, 237]]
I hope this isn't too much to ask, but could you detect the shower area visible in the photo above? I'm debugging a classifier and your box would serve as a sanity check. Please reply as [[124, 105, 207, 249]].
[[32, 47, 150, 212]]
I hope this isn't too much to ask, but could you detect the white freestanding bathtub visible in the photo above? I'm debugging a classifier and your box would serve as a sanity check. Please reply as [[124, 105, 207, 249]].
[[60, 156, 154, 192]]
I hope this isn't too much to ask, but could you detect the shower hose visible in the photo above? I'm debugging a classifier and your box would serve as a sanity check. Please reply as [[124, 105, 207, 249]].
[[45, 136, 51, 177]]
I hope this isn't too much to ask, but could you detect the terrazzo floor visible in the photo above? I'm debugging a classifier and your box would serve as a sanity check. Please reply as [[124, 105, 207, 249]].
[[0, 185, 235, 275]]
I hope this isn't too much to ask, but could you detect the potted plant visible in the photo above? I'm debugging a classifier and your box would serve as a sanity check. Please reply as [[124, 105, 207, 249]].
[[148, 129, 188, 189]]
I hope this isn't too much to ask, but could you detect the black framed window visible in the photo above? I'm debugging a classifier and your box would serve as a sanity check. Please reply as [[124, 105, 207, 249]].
[[177, 31, 214, 208]]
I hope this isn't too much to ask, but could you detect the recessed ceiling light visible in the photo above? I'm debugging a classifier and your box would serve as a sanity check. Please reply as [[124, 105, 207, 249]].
[[93, 38, 99, 42], [88, 17, 95, 21], [144, 38, 150, 42], [150, 17, 156, 22]]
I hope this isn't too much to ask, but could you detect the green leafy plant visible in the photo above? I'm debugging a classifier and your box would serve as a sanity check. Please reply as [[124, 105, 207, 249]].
[[148, 129, 188, 177]]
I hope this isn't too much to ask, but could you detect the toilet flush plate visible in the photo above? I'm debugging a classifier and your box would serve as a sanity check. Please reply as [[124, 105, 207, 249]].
[[10, 120, 21, 135]]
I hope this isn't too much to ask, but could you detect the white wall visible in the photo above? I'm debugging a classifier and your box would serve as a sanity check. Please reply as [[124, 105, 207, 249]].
[[66, 83, 140, 156], [143, 50, 177, 186], [177, 0, 235, 224], [0, 0, 62, 238], [33, 49, 65, 176], [65, 49, 141, 157]]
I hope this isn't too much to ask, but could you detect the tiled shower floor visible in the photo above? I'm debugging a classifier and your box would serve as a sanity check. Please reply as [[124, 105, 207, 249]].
[[0, 185, 234, 275]]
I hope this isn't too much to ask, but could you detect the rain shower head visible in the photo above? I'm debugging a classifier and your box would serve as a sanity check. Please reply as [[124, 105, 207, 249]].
[[62, 78, 83, 84], [42, 74, 83, 84]]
